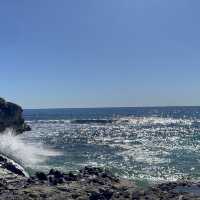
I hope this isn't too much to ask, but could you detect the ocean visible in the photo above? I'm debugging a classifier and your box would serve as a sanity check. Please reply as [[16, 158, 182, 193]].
[[18, 107, 200, 184]]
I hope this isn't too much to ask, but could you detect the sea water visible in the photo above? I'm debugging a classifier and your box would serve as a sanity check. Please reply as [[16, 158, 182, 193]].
[[17, 107, 200, 183]]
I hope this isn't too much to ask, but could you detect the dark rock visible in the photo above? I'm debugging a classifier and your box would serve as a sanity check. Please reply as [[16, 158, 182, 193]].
[[63, 172, 77, 181], [122, 191, 130, 198], [0, 155, 7, 163], [80, 166, 104, 176], [4, 166, 200, 199], [99, 189, 113, 199], [72, 193, 80, 199], [27, 178, 35, 184], [132, 191, 141, 200], [48, 175, 58, 186], [89, 191, 106, 200], [101, 171, 119, 182], [0, 98, 31, 134], [48, 169, 66, 184], [2, 162, 26, 177], [35, 172, 47, 181], [48, 175, 54, 183], [91, 178, 105, 185], [57, 178, 64, 184], [48, 169, 56, 175], [49, 169, 63, 179]]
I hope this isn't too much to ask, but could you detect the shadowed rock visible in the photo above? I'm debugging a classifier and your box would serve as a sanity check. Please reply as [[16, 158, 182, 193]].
[[0, 97, 30, 134]]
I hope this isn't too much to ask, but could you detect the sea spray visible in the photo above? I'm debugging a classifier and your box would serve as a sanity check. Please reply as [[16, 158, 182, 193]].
[[0, 128, 62, 169]]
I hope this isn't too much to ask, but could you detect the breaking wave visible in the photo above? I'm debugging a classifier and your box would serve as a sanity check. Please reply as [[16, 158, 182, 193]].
[[117, 116, 193, 126], [0, 129, 62, 169]]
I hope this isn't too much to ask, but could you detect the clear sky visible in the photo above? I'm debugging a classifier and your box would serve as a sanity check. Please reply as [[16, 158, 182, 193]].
[[1, 0, 200, 108]]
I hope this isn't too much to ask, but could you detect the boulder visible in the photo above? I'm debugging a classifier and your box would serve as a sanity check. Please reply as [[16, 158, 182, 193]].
[[0, 97, 31, 134]]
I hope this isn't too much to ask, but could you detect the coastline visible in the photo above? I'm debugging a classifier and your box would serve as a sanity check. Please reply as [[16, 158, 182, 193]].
[[0, 160, 199, 199], [1, 99, 200, 199]]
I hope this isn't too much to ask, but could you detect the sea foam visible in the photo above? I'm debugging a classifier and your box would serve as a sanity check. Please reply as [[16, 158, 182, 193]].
[[0, 129, 62, 168]]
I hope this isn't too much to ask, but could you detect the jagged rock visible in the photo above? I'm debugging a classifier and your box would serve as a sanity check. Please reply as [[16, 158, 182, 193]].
[[0, 97, 30, 134], [0, 166, 200, 199], [0, 166, 137, 199]]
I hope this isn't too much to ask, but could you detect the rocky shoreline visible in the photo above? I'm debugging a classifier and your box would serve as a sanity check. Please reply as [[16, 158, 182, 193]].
[[0, 161, 136, 200], [0, 162, 199, 200]]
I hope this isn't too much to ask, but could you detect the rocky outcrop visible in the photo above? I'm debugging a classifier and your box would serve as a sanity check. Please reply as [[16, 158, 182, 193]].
[[0, 165, 199, 199], [0, 166, 137, 200], [0, 98, 30, 134]]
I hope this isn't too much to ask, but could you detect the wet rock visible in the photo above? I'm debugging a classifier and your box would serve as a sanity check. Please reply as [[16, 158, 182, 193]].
[[2, 162, 26, 177]]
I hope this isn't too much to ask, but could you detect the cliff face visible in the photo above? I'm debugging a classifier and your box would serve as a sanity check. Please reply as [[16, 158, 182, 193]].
[[0, 98, 30, 134]]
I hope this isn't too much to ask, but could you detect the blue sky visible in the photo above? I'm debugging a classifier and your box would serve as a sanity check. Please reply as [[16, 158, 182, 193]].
[[1, 0, 200, 108]]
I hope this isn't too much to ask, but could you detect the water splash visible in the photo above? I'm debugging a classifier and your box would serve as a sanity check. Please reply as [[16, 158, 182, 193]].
[[0, 129, 62, 169]]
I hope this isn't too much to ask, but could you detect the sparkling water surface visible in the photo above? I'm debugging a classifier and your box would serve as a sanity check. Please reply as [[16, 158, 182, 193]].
[[21, 107, 200, 183]]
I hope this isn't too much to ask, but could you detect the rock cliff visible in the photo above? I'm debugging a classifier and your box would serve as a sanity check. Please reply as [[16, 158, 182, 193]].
[[0, 98, 30, 134]]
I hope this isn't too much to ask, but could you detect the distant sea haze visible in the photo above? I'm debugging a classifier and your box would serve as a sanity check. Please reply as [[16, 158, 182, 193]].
[[19, 107, 200, 183]]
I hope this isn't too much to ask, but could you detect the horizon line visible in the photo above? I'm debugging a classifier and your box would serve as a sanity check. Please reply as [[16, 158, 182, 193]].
[[23, 105, 200, 110]]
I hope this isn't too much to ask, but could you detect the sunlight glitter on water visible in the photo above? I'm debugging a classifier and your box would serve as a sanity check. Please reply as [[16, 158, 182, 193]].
[[20, 115, 200, 183]]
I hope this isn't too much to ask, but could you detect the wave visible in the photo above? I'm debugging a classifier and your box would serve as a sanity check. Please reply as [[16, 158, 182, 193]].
[[27, 119, 115, 125], [0, 129, 62, 170], [27, 116, 193, 126], [27, 119, 71, 124], [70, 119, 115, 124], [117, 117, 193, 126]]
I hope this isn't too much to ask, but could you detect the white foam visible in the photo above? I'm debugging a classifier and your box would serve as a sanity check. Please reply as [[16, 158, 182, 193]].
[[117, 117, 192, 126], [0, 129, 62, 168]]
